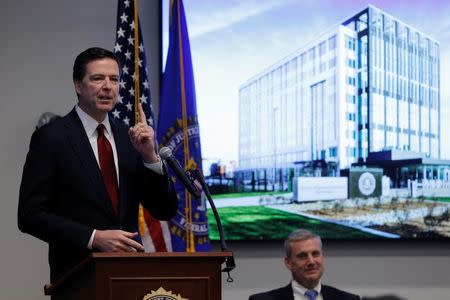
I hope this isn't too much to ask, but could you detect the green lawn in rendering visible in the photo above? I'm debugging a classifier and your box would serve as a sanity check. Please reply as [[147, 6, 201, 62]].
[[207, 205, 377, 241]]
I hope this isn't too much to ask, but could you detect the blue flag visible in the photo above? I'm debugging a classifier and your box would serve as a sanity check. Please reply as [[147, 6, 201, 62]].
[[157, 0, 210, 252], [112, 0, 172, 252]]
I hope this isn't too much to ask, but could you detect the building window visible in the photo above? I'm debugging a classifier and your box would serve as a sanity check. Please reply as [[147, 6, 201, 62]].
[[328, 35, 336, 50], [320, 62, 327, 73], [346, 36, 356, 51], [329, 147, 338, 157], [347, 58, 356, 68], [346, 129, 357, 139], [348, 76, 356, 86], [329, 57, 336, 68], [347, 147, 357, 157], [346, 94, 356, 104], [308, 47, 315, 60], [319, 41, 326, 56]]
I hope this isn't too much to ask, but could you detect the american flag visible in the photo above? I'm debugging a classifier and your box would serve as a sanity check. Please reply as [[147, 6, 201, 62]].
[[111, 0, 172, 252]]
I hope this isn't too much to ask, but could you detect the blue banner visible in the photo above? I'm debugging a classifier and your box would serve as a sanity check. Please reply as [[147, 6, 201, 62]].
[[157, 0, 210, 252]]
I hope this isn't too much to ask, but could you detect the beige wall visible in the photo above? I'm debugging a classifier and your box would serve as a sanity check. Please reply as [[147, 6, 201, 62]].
[[1, 1, 449, 299]]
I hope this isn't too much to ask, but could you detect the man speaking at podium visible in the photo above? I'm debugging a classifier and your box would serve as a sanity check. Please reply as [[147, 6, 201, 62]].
[[18, 47, 177, 281]]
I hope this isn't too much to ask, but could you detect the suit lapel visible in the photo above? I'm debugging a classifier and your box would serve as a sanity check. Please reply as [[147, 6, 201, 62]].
[[321, 285, 332, 300], [64, 108, 118, 220], [281, 284, 295, 300]]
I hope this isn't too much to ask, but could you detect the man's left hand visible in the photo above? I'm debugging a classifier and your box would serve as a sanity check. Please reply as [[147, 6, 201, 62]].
[[128, 104, 159, 163]]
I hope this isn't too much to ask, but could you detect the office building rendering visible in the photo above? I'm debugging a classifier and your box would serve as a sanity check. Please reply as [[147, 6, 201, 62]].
[[238, 5, 442, 183]]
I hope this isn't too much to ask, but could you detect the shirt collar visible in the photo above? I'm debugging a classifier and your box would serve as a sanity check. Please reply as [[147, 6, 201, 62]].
[[291, 280, 322, 297], [75, 105, 112, 138]]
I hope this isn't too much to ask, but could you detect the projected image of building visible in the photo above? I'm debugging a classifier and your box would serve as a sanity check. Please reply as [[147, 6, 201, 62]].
[[238, 5, 443, 186]]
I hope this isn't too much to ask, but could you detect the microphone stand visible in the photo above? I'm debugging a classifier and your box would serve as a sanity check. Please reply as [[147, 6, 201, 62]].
[[190, 168, 236, 282]]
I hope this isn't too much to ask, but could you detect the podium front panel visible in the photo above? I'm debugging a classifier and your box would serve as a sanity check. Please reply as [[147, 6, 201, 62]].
[[46, 252, 231, 300], [94, 254, 223, 300], [110, 276, 209, 299]]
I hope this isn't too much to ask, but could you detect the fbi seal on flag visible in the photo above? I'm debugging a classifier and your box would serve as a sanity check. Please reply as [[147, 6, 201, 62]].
[[142, 287, 188, 300], [158, 116, 211, 251]]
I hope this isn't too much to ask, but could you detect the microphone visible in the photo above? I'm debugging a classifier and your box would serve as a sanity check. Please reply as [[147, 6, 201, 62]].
[[189, 168, 236, 280], [159, 147, 201, 198]]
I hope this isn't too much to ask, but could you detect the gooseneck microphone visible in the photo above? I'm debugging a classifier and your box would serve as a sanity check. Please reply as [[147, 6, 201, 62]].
[[190, 168, 236, 281], [159, 147, 235, 281], [159, 147, 201, 198]]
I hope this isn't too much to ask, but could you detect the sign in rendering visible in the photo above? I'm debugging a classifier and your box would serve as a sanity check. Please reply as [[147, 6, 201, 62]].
[[294, 177, 348, 201], [349, 168, 383, 198]]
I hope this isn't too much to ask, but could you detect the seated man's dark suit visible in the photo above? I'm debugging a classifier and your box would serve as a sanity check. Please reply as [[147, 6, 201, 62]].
[[18, 108, 177, 281], [249, 283, 360, 300]]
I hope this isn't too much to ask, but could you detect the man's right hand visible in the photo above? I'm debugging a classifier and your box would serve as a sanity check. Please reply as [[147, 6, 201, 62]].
[[92, 230, 145, 252]]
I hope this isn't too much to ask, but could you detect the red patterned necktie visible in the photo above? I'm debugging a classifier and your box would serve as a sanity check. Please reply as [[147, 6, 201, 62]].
[[97, 124, 119, 215]]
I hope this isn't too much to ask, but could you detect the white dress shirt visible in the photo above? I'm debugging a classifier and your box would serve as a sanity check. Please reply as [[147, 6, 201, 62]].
[[75, 105, 163, 249], [292, 280, 323, 300]]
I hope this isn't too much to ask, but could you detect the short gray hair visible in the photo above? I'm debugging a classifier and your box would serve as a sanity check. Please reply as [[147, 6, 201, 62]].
[[284, 229, 322, 257]]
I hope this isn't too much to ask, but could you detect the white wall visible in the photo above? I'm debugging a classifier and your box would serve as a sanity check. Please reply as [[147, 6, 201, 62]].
[[1, 1, 449, 300]]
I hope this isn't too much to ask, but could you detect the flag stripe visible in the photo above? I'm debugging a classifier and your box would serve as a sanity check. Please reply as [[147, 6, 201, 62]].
[[144, 209, 167, 252]]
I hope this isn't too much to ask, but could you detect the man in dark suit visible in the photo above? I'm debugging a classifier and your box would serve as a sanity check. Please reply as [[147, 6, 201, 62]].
[[249, 229, 360, 300], [18, 47, 177, 282]]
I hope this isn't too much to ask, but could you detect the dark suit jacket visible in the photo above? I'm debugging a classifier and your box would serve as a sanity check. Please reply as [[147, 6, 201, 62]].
[[18, 108, 177, 281], [249, 283, 360, 300]]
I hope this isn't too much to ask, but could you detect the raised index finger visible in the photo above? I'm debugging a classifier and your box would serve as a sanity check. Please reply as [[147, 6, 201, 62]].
[[138, 103, 147, 126]]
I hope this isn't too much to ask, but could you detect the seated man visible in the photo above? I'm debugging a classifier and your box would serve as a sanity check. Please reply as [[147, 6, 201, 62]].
[[249, 229, 360, 300]]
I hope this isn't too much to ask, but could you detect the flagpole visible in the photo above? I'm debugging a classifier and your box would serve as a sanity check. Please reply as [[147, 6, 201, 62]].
[[133, 0, 146, 246], [133, 0, 141, 124], [175, 0, 194, 252]]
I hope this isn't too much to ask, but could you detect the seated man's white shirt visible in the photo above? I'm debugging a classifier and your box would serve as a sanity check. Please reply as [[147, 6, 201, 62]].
[[292, 280, 323, 300]]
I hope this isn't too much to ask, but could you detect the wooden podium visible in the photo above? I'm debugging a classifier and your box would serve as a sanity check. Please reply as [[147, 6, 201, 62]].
[[44, 251, 233, 300]]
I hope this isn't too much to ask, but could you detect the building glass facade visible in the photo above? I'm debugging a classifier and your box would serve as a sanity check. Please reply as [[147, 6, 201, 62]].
[[238, 5, 441, 178]]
